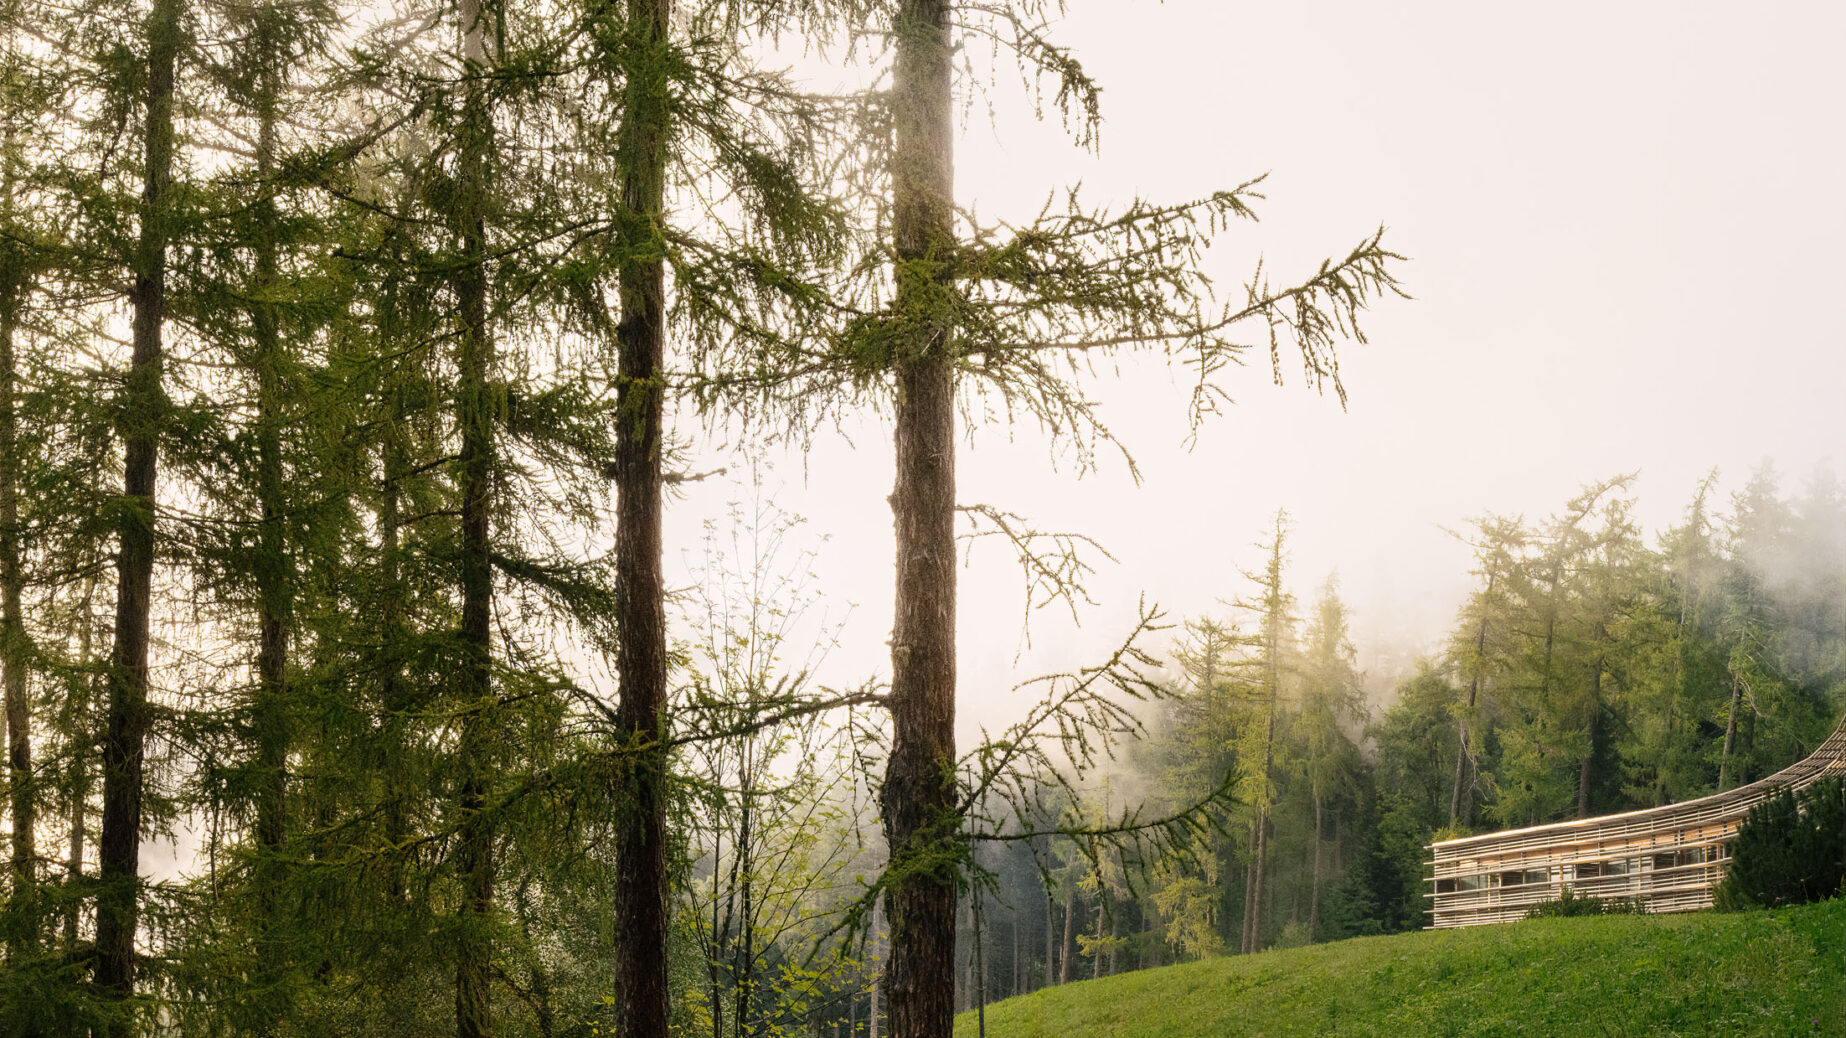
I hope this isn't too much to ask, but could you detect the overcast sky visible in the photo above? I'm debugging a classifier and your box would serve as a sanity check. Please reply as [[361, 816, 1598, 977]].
[[666, 0, 1846, 737]]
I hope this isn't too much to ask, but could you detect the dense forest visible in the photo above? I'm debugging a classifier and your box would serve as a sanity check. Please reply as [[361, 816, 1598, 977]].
[[950, 468, 1846, 1013], [0, 0, 1837, 1036]]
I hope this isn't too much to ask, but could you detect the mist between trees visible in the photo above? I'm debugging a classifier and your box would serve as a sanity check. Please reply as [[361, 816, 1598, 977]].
[[0, 0, 1836, 1017], [50, 0, 1846, 1035]]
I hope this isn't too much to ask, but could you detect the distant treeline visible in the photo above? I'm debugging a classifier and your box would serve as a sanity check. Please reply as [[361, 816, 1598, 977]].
[[940, 465, 1845, 1010]]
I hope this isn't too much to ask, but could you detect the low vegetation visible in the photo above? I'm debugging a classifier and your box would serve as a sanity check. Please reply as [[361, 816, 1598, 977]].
[[954, 899, 1846, 1038], [1716, 776, 1846, 911]]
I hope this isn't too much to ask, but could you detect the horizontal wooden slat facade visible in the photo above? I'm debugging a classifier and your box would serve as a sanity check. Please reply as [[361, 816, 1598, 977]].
[[1426, 713, 1846, 928]]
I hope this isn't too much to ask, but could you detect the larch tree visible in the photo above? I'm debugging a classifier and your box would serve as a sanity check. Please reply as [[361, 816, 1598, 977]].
[[1446, 514, 1522, 829], [0, 0, 37, 960], [832, 4, 1402, 1034], [606, 2, 674, 1033], [96, 0, 184, 1021], [1296, 577, 1364, 941], [879, 3, 959, 1035], [572, 2, 868, 1033], [1234, 512, 1293, 955], [1647, 471, 1728, 803], [449, 1, 499, 1034]]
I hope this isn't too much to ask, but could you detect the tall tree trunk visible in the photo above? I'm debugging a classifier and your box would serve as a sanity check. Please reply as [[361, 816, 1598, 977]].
[[882, 4, 958, 1038], [1307, 793, 1323, 942], [1089, 895, 1102, 980], [1241, 527, 1284, 955], [1740, 703, 1756, 785], [1241, 709, 1278, 954], [247, 39, 291, 1005], [1239, 820, 1258, 952], [1576, 659, 1602, 818], [735, 757, 754, 1038], [379, 410, 407, 902], [1107, 900, 1118, 976], [453, 1, 497, 1034], [1042, 885, 1053, 987], [250, 38, 288, 866], [1241, 809, 1269, 954], [868, 894, 882, 1038], [0, 194, 29, 959], [972, 882, 986, 1037], [1719, 673, 1742, 790], [1449, 581, 1491, 827], [63, 574, 96, 955], [1057, 894, 1074, 985], [97, 0, 181, 1018], [1009, 905, 1019, 996], [707, 819, 723, 1038], [610, 2, 672, 1036]]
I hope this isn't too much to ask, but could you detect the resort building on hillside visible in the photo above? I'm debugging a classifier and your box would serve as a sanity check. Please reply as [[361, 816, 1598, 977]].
[[1427, 714, 1846, 928]]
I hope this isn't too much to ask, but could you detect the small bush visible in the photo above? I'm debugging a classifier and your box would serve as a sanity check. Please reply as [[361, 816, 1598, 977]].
[[1271, 920, 1312, 949], [1525, 887, 1645, 919], [1714, 776, 1846, 912]]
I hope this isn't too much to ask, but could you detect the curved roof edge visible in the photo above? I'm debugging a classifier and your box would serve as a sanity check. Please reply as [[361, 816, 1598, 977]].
[[1431, 709, 1846, 851]]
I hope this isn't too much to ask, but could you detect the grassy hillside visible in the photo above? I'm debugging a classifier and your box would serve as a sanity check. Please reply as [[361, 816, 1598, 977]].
[[954, 899, 1845, 1038]]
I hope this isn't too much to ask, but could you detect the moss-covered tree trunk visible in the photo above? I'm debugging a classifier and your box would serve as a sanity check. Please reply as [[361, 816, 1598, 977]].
[[610, 2, 672, 1035], [453, 0, 497, 1033], [883, 2, 958, 1037], [0, 190, 30, 958], [96, 0, 181, 1022], [249, 22, 288, 868], [1449, 592, 1490, 828]]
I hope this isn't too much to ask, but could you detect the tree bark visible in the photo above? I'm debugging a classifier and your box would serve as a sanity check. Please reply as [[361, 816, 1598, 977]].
[[1009, 904, 1019, 996], [1719, 673, 1741, 791], [1449, 582, 1491, 828], [1042, 885, 1053, 987], [610, 3, 672, 1037], [1057, 893, 1074, 985], [882, 3, 958, 1038], [63, 575, 96, 955], [1241, 809, 1269, 953], [1576, 661, 1601, 818], [249, 27, 288, 866], [735, 754, 754, 1038], [973, 883, 986, 1037], [0, 188, 30, 959], [97, 0, 181, 1019], [868, 894, 882, 1038], [453, 1, 497, 1034], [1740, 702, 1756, 785], [1307, 793, 1323, 942]]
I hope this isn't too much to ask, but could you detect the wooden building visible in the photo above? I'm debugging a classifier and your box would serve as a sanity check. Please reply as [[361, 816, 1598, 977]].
[[1427, 713, 1846, 928]]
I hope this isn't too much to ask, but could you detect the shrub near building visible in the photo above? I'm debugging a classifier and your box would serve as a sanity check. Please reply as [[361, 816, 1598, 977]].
[[1715, 776, 1846, 911]]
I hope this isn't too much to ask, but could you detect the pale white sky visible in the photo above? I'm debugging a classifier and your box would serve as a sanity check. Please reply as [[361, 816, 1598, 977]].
[[668, 0, 1846, 737]]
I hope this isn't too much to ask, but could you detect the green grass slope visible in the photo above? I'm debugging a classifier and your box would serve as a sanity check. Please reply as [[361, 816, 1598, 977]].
[[954, 899, 1845, 1038]]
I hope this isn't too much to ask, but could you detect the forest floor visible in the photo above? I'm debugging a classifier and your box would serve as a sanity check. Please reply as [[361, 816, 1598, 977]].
[[952, 897, 1845, 1038]]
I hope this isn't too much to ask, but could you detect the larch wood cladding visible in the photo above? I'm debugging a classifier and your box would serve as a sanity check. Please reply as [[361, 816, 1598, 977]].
[[1427, 713, 1846, 928]]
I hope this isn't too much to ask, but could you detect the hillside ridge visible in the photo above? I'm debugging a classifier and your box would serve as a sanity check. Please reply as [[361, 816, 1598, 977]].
[[953, 899, 1845, 1038]]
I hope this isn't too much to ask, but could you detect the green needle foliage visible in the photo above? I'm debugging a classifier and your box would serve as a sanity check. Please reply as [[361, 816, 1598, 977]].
[[1714, 776, 1846, 912], [3, 0, 1837, 1035]]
